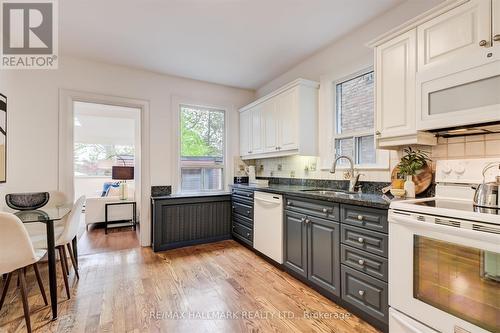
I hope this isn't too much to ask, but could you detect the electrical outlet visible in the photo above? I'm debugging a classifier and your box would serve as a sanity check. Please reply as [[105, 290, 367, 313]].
[[290, 170, 295, 178]]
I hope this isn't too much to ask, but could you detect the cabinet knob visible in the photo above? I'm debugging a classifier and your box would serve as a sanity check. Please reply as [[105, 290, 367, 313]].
[[301, 217, 306, 222], [357, 215, 364, 221], [358, 290, 365, 296], [479, 39, 488, 47], [375, 131, 381, 136], [246, 233, 250, 237], [232, 206, 235, 209], [357, 237, 365, 243], [322, 208, 329, 213], [494, 34, 500, 42], [247, 193, 252, 197], [246, 210, 251, 215], [305, 219, 310, 224], [358, 259, 365, 266], [287, 201, 292, 206]]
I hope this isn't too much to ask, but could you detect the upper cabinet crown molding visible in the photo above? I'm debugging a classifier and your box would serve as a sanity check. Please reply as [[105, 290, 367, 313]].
[[240, 78, 319, 112], [239, 78, 319, 160], [367, 0, 470, 48]]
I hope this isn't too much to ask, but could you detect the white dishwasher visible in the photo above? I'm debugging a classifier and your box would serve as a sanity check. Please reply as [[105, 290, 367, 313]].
[[253, 191, 283, 264]]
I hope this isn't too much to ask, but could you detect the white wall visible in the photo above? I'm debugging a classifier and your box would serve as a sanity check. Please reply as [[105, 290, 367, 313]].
[[0, 56, 254, 245], [256, 0, 443, 97]]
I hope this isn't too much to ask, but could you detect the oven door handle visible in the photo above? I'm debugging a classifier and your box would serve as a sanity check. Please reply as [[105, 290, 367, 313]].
[[390, 309, 431, 333], [390, 214, 500, 246]]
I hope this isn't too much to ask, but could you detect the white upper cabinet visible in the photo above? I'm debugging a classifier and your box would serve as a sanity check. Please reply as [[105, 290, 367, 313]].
[[375, 30, 417, 140], [276, 87, 299, 151], [494, 0, 500, 46], [417, 0, 492, 77], [239, 79, 318, 159], [262, 99, 278, 153], [250, 104, 264, 154], [370, 0, 500, 147], [239, 109, 251, 156]]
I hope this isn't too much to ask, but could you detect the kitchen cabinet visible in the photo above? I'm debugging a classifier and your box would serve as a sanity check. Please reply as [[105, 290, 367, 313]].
[[239, 79, 318, 159], [239, 110, 251, 156], [370, 0, 500, 148], [284, 210, 308, 278], [231, 188, 254, 247], [417, 0, 492, 75], [284, 197, 340, 296], [276, 87, 299, 151], [375, 30, 418, 143], [308, 215, 340, 295]]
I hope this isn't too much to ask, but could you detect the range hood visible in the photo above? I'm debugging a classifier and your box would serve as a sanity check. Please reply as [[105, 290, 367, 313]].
[[430, 122, 500, 138]]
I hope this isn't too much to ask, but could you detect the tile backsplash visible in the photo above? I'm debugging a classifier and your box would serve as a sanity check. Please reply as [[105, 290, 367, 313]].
[[236, 133, 500, 183]]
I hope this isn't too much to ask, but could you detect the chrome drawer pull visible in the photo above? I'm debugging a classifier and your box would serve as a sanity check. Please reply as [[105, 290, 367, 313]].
[[246, 233, 250, 237], [287, 201, 292, 206], [357, 215, 364, 221], [322, 208, 329, 213], [246, 211, 251, 215], [357, 237, 365, 243], [301, 217, 306, 222], [358, 259, 365, 265], [358, 290, 365, 296]]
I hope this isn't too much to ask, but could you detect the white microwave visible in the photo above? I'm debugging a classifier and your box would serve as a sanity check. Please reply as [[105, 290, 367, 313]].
[[416, 59, 500, 131]]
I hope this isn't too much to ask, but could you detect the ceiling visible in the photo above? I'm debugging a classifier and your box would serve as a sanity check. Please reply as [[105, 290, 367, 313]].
[[60, 0, 403, 90]]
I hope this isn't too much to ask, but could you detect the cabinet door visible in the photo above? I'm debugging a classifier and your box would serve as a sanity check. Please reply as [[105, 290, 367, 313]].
[[417, 0, 492, 75], [250, 105, 264, 154], [375, 29, 416, 139], [307, 216, 340, 296], [262, 99, 278, 152], [494, 0, 500, 47], [239, 110, 251, 156], [277, 88, 298, 151], [284, 211, 307, 278]]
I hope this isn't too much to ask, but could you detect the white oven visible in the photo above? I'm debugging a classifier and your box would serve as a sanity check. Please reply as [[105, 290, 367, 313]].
[[389, 209, 500, 333]]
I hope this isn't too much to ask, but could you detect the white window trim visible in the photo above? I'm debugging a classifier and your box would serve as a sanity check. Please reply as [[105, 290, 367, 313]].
[[327, 66, 389, 171], [173, 100, 228, 193]]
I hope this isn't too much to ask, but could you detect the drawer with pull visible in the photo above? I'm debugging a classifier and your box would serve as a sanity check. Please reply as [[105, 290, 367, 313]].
[[341, 265, 388, 324], [232, 188, 254, 203], [341, 244, 388, 282], [341, 224, 388, 258], [285, 196, 339, 221], [232, 200, 253, 219], [341, 205, 388, 233], [232, 221, 253, 243]]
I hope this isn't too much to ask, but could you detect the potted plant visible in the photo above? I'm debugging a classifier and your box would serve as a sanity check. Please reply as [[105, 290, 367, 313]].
[[398, 147, 430, 198]]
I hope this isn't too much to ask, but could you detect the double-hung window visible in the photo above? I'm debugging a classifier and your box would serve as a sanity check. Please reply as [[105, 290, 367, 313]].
[[333, 69, 386, 168], [180, 104, 225, 192]]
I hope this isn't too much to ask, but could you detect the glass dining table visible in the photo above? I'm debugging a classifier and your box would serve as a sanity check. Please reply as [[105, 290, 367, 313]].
[[3, 204, 74, 320]]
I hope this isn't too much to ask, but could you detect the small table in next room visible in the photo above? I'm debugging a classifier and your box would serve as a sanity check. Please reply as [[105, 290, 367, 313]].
[[105, 200, 137, 234]]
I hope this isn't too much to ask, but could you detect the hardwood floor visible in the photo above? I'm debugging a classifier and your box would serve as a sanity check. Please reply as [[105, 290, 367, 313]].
[[0, 240, 380, 333], [78, 224, 140, 256]]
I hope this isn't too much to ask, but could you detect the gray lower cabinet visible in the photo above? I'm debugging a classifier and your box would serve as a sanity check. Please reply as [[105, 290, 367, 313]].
[[341, 265, 388, 323], [308, 216, 340, 296], [284, 210, 308, 278], [231, 188, 254, 247], [284, 204, 341, 296]]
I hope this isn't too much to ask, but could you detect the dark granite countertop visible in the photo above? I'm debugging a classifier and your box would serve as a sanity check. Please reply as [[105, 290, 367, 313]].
[[230, 184, 392, 209], [151, 191, 231, 200]]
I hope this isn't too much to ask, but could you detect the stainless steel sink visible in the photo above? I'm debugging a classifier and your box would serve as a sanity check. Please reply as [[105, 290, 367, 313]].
[[300, 189, 358, 195]]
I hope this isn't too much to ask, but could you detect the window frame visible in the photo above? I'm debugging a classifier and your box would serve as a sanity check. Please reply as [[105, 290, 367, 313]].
[[178, 103, 227, 193], [332, 67, 388, 170]]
